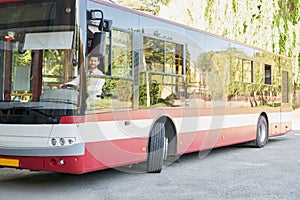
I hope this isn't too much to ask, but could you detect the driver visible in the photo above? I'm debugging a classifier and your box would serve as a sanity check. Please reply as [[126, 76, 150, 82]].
[[63, 55, 105, 99]]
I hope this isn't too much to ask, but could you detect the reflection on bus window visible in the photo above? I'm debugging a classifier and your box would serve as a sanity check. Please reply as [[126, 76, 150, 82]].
[[243, 59, 253, 83], [143, 37, 164, 72], [143, 36, 184, 75], [139, 73, 185, 108], [7, 48, 75, 103], [231, 57, 243, 82], [231, 57, 253, 83], [141, 36, 185, 108], [86, 77, 133, 112], [111, 29, 132, 77], [166, 42, 183, 74]]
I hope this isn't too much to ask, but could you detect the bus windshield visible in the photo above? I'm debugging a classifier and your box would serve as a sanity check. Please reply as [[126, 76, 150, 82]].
[[0, 0, 78, 124]]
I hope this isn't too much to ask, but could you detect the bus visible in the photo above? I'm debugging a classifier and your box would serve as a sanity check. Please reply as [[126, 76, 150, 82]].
[[0, 0, 293, 174]]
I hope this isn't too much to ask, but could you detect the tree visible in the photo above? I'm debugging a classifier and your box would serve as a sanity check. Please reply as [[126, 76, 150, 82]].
[[117, 0, 171, 15]]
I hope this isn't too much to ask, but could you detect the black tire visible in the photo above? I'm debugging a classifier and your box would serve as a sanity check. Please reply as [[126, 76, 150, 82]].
[[147, 122, 165, 173], [255, 116, 268, 148]]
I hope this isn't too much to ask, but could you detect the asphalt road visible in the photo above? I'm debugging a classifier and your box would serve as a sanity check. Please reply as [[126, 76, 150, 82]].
[[1, 131, 300, 200]]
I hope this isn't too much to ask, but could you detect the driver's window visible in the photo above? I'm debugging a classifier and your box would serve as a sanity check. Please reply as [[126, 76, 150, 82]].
[[85, 29, 134, 113]]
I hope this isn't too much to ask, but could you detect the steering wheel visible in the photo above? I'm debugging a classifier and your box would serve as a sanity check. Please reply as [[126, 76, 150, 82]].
[[61, 84, 78, 90]]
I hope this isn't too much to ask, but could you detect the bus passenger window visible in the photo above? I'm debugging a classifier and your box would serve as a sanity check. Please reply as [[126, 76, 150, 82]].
[[282, 71, 289, 103], [264, 64, 271, 85], [111, 29, 132, 77], [231, 57, 242, 82], [175, 44, 184, 75], [143, 37, 164, 72], [242, 59, 253, 83], [165, 42, 183, 74]]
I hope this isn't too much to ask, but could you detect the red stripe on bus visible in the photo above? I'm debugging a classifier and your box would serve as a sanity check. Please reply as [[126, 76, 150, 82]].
[[60, 116, 86, 124], [60, 107, 287, 124], [0, 0, 24, 4]]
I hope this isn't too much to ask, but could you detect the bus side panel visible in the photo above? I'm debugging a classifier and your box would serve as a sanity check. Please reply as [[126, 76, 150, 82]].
[[82, 138, 147, 173], [177, 125, 257, 155]]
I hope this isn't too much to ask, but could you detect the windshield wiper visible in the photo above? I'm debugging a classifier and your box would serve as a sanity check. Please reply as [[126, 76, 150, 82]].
[[29, 109, 58, 123]]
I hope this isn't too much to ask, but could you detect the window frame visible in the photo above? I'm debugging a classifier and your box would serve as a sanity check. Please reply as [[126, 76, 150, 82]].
[[142, 34, 185, 77]]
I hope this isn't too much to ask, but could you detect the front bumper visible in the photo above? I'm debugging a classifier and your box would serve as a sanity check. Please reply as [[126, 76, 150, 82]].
[[0, 143, 85, 157]]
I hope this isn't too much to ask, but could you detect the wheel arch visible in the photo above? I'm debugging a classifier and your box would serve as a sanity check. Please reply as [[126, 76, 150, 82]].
[[147, 115, 178, 157], [259, 112, 269, 130]]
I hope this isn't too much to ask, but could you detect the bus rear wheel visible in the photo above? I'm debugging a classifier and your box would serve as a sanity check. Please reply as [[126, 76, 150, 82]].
[[147, 122, 165, 173], [254, 116, 268, 148]]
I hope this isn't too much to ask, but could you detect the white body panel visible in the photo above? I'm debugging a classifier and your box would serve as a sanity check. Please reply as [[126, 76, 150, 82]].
[[0, 112, 290, 150], [0, 124, 82, 149]]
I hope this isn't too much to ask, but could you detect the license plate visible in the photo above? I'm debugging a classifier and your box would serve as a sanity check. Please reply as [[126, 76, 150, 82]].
[[0, 158, 19, 167]]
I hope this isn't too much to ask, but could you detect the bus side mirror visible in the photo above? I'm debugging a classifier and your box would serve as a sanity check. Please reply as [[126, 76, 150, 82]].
[[100, 19, 113, 32], [91, 32, 106, 57], [88, 10, 113, 32]]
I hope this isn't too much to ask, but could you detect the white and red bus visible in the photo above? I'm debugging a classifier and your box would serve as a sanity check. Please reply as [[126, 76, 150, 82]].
[[0, 0, 293, 174]]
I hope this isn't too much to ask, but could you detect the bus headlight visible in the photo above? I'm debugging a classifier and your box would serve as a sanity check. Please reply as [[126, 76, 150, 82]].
[[51, 138, 57, 146], [68, 138, 74, 145], [49, 137, 76, 146], [60, 138, 65, 146]]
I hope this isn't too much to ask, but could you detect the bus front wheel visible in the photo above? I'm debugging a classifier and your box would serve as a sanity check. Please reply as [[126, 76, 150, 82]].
[[147, 122, 165, 173]]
